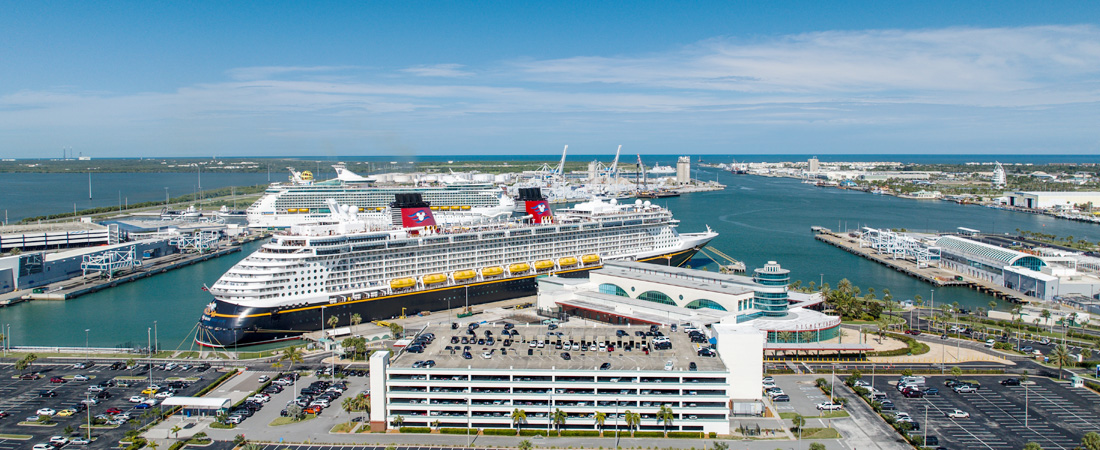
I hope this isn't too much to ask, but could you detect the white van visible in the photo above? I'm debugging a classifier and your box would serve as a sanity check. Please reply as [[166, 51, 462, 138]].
[[985, 339, 996, 348], [899, 376, 926, 385]]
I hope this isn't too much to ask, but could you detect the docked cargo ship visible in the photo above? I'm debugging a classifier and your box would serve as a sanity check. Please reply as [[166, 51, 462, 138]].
[[196, 188, 717, 347], [246, 164, 512, 229]]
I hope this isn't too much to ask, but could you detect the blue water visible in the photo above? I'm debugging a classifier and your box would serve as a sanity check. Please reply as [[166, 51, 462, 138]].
[[0, 172, 282, 222], [3, 167, 1100, 348]]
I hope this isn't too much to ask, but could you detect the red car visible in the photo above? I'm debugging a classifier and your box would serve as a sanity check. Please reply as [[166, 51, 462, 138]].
[[19, 373, 41, 380], [904, 329, 921, 335], [303, 405, 322, 415], [105, 408, 123, 415], [50, 377, 67, 383]]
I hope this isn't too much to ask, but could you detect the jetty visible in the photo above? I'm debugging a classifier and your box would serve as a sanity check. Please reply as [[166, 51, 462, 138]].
[[812, 228, 1031, 304]]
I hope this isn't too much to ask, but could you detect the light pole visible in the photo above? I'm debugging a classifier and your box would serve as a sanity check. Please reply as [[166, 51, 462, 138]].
[[467, 397, 471, 447], [147, 327, 153, 387], [86, 392, 93, 441], [615, 398, 620, 449], [84, 329, 90, 361], [929, 290, 934, 333], [154, 321, 158, 355], [924, 405, 929, 446]]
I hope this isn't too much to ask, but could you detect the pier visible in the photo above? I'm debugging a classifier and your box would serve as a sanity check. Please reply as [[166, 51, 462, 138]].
[[1, 232, 268, 304], [813, 228, 1032, 304]]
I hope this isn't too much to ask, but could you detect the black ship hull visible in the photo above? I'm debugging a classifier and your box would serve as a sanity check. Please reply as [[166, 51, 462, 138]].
[[196, 248, 699, 348]]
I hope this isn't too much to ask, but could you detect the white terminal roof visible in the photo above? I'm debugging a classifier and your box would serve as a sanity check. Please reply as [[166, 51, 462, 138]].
[[161, 397, 230, 409], [935, 235, 1042, 266], [599, 261, 756, 295]]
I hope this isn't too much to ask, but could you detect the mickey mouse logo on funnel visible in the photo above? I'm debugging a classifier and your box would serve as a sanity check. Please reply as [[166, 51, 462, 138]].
[[402, 207, 436, 227], [526, 199, 552, 223]]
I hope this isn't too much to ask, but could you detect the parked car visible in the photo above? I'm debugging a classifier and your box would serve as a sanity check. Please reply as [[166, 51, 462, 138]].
[[36, 408, 57, 416], [72, 374, 90, 382], [953, 385, 977, 393], [1000, 378, 1021, 386], [772, 394, 790, 402], [816, 402, 843, 411]]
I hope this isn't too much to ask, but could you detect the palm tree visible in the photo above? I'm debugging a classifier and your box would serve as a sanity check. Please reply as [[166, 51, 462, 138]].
[[950, 366, 962, 380], [1051, 344, 1072, 380], [988, 300, 997, 316], [657, 404, 674, 436], [170, 425, 182, 439], [1082, 348, 1092, 361], [624, 410, 641, 437], [279, 346, 305, 395], [552, 408, 567, 433], [126, 357, 137, 378], [511, 408, 527, 432], [777, 331, 793, 343], [518, 439, 533, 450], [393, 414, 405, 428], [350, 313, 362, 328], [327, 314, 339, 331], [800, 331, 814, 343], [1041, 309, 1052, 332], [594, 411, 606, 435]]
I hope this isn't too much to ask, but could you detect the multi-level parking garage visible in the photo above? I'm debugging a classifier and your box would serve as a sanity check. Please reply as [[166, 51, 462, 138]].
[[368, 322, 746, 434]]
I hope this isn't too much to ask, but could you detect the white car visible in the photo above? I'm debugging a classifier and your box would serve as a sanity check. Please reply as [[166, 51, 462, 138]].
[[129, 396, 146, 403], [816, 402, 843, 411], [154, 391, 174, 399], [70, 437, 91, 445], [32, 444, 56, 450], [36, 408, 57, 416], [947, 409, 970, 419], [49, 436, 68, 445], [664, 360, 674, 371], [72, 374, 90, 382], [953, 385, 977, 393], [87, 385, 104, 393], [258, 375, 270, 383], [481, 351, 492, 359], [142, 398, 158, 406]]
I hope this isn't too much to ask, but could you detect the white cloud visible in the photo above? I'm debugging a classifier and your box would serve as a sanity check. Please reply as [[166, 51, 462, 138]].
[[400, 64, 474, 78], [225, 66, 357, 81]]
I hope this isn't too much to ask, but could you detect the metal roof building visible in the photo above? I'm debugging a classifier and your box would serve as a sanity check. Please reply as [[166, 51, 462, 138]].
[[935, 235, 1047, 273]]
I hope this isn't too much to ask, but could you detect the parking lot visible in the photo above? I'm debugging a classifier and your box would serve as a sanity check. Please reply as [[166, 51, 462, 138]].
[[768, 375, 838, 418], [867, 374, 1099, 450], [201, 367, 371, 442], [0, 360, 224, 448]]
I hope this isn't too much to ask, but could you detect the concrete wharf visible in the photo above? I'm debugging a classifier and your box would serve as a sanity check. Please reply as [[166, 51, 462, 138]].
[[813, 228, 1033, 304]]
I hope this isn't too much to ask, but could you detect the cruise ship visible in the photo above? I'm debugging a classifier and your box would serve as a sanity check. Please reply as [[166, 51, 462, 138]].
[[196, 188, 717, 347], [246, 164, 512, 228]]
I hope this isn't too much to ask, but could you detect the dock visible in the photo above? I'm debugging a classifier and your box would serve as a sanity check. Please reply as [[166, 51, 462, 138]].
[[813, 228, 1032, 304], [5, 232, 269, 304]]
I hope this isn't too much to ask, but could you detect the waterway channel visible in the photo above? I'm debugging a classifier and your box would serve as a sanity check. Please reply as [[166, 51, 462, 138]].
[[3, 170, 1100, 348]]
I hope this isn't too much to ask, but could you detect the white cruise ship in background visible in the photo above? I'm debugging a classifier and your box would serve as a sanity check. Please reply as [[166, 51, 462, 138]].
[[246, 164, 513, 228], [197, 188, 717, 347]]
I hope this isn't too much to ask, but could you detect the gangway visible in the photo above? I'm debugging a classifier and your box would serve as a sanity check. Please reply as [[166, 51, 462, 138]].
[[858, 227, 939, 268], [169, 231, 221, 252], [81, 246, 141, 280], [698, 246, 746, 273]]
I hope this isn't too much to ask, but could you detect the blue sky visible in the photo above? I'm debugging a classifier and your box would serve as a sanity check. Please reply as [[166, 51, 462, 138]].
[[2, 1, 1100, 157]]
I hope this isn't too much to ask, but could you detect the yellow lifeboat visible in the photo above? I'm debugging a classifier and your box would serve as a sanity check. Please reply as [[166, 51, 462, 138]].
[[390, 278, 416, 289], [508, 263, 531, 274], [481, 266, 504, 277], [358, 207, 365, 212], [452, 270, 477, 281], [430, 206, 439, 210], [582, 254, 601, 264], [461, 205, 471, 210], [559, 257, 578, 267], [534, 260, 555, 270], [422, 273, 447, 285]]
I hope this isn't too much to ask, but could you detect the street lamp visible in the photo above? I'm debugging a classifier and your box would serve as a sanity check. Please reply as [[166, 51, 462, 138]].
[[84, 329, 90, 361]]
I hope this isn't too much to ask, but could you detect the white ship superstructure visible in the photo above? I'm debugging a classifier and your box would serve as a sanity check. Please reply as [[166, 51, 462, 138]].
[[246, 164, 511, 228]]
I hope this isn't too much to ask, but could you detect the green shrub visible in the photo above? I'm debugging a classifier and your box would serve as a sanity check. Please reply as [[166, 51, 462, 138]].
[[399, 426, 432, 433], [440, 427, 478, 434], [668, 431, 704, 438], [631, 431, 665, 438], [520, 429, 549, 436], [483, 429, 518, 436], [560, 430, 600, 437], [168, 443, 186, 450], [708, 432, 717, 438]]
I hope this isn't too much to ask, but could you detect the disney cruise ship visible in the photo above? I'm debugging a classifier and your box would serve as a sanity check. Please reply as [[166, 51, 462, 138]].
[[197, 188, 717, 347], [246, 164, 512, 229]]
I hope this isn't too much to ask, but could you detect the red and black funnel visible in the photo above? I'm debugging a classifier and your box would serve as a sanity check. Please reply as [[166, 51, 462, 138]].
[[518, 187, 552, 224], [391, 193, 436, 227]]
